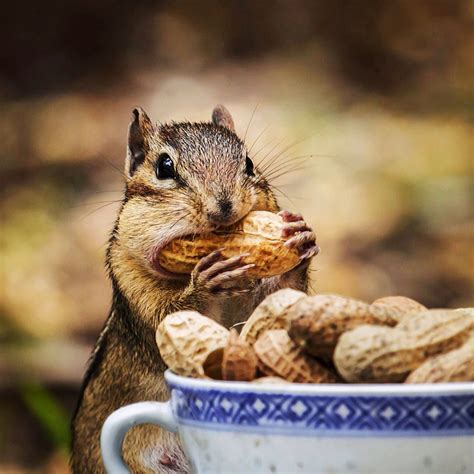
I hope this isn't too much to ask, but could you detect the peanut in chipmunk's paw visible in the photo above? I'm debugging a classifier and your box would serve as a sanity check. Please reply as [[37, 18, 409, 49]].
[[158, 211, 305, 278]]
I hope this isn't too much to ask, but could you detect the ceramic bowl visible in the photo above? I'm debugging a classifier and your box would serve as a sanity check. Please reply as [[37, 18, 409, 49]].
[[101, 370, 474, 473]]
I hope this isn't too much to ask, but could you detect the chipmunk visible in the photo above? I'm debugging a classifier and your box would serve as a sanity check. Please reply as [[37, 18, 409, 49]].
[[71, 105, 319, 473]]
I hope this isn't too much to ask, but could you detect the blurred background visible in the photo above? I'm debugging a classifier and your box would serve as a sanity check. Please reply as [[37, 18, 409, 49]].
[[0, 0, 472, 472]]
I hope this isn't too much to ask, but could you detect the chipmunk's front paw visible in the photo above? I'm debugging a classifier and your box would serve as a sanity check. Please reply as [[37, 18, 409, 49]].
[[190, 249, 255, 297], [279, 210, 320, 264]]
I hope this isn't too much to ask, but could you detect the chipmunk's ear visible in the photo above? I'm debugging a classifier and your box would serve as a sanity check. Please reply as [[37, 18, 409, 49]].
[[126, 107, 154, 177], [212, 105, 235, 132]]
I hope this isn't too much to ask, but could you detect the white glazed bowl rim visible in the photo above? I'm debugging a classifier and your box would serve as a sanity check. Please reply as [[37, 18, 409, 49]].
[[165, 370, 474, 396]]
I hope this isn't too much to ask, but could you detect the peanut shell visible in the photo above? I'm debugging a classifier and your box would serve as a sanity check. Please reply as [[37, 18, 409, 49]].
[[287, 294, 394, 359], [334, 309, 474, 383], [158, 211, 301, 278], [240, 288, 306, 345], [222, 329, 258, 381], [254, 329, 338, 383], [406, 336, 474, 383], [369, 296, 427, 324], [156, 311, 229, 378], [251, 376, 290, 384]]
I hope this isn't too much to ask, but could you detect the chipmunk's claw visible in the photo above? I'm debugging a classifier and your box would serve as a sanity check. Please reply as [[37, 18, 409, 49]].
[[278, 210, 303, 222], [280, 209, 319, 262], [191, 251, 254, 297]]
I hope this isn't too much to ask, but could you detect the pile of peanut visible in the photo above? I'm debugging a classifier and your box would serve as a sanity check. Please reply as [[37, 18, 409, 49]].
[[156, 290, 474, 384]]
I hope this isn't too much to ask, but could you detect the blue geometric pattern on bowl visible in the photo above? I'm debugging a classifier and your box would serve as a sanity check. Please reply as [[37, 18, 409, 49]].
[[169, 387, 474, 436]]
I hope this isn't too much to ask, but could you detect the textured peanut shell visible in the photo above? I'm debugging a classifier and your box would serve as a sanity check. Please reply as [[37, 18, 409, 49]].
[[254, 329, 338, 383], [158, 211, 300, 278], [334, 309, 474, 383], [287, 294, 395, 359], [156, 311, 229, 378], [406, 337, 474, 383], [222, 329, 258, 381], [369, 296, 427, 324], [240, 288, 306, 345]]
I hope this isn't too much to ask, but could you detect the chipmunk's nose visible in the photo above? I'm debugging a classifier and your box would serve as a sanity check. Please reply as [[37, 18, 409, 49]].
[[207, 198, 233, 225]]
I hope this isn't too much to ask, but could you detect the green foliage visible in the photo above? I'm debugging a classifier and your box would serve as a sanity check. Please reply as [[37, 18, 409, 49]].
[[20, 380, 71, 454]]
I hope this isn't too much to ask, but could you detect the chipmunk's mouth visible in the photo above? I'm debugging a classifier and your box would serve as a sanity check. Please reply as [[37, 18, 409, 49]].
[[150, 242, 186, 280], [148, 224, 218, 280], [148, 212, 249, 280]]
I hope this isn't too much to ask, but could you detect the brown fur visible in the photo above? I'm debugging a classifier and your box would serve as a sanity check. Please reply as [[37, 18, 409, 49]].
[[71, 106, 309, 473]]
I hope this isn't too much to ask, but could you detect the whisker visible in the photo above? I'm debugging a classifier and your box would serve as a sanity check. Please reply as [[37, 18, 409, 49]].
[[87, 189, 124, 195], [262, 153, 340, 176], [70, 199, 123, 208], [169, 212, 190, 231], [263, 154, 310, 170], [286, 153, 340, 160], [257, 131, 323, 175], [247, 124, 270, 154], [266, 164, 308, 181], [268, 184, 298, 207], [254, 137, 288, 167], [77, 201, 122, 221], [101, 158, 128, 180], [257, 162, 308, 186], [243, 104, 259, 143], [258, 140, 306, 174], [265, 165, 307, 182], [159, 208, 190, 219], [262, 157, 310, 180], [261, 154, 310, 176], [258, 138, 308, 174]]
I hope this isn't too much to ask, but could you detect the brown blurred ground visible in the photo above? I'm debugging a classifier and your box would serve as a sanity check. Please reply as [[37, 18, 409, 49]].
[[0, 1, 473, 472]]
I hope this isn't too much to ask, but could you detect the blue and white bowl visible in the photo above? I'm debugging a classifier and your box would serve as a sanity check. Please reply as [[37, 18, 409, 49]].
[[101, 370, 474, 473]]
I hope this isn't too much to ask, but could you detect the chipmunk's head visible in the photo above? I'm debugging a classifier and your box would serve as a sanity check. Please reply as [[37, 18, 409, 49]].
[[109, 105, 278, 280]]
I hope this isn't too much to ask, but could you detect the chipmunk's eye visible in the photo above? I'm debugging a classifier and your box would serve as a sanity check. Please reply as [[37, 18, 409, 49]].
[[156, 153, 176, 179], [245, 156, 255, 177]]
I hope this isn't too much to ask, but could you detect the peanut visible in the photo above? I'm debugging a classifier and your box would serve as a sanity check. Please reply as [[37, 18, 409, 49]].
[[158, 211, 301, 278], [240, 288, 306, 345], [334, 309, 474, 383], [156, 311, 229, 378], [222, 329, 258, 381], [369, 296, 427, 323], [254, 329, 338, 383], [406, 336, 474, 383], [287, 294, 396, 359], [251, 376, 290, 384]]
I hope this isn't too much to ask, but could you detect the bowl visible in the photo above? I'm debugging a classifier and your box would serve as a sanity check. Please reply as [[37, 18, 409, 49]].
[[101, 370, 474, 473]]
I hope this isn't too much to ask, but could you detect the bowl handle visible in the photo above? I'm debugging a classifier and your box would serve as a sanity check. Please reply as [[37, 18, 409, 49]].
[[100, 401, 178, 473]]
